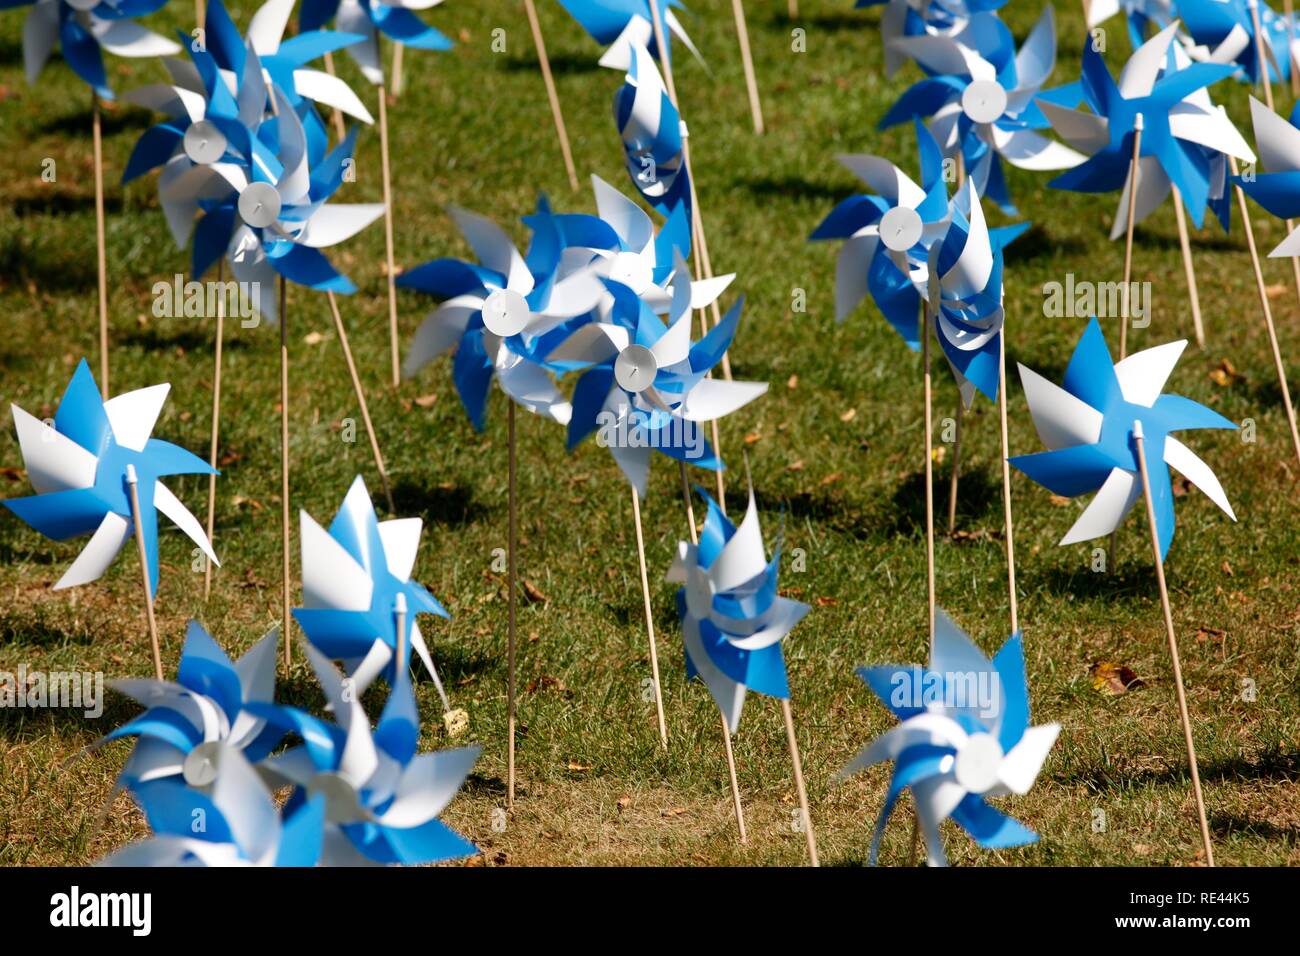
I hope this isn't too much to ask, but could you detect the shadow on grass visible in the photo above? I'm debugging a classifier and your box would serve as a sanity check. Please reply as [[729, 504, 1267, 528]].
[[752, 485, 872, 541], [0, 235, 97, 291], [496, 52, 603, 76], [1022, 562, 1162, 602], [119, 325, 255, 355], [871, 465, 1003, 539], [8, 191, 126, 218], [391, 478, 490, 527], [758, 10, 870, 30], [1068, 746, 1300, 793], [739, 174, 853, 203], [0, 690, 136, 741], [38, 105, 154, 139], [1210, 813, 1300, 842], [1001, 224, 1089, 265]]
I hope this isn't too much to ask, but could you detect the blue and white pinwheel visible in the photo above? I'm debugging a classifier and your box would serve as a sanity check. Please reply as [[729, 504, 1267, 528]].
[[837, 610, 1059, 867], [258, 646, 479, 866], [810, 121, 951, 347], [1233, 95, 1300, 257], [879, 6, 1085, 214], [1009, 318, 1236, 560], [96, 620, 282, 793], [616, 42, 690, 217], [1040, 21, 1251, 238], [3, 360, 218, 598], [13, 0, 179, 100], [559, 0, 701, 70], [294, 476, 451, 699], [101, 747, 325, 867], [1087, 0, 1175, 49], [1178, 0, 1291, 87], [858, 0, 1011, 78], [665, 487, 809, 732], [399, 203, 608, 430], [548, 256, 767, 497], [300, 0, 451, 85]]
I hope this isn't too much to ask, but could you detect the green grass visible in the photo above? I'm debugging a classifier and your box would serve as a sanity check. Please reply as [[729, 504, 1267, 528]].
[[1, 1, 1298, 866]]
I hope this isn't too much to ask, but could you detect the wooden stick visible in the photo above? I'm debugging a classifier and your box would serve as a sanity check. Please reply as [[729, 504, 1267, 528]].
[[1286, 0, 1300, 98], [1132, 420, 1215, 866], [1249, 0, 1279, 112], [1169, 186, 1204, 349], [730, 0, 764, 135], [203, 260, 226, 600], [1229, 156, 1300, 469], [320, 51, 348, 142], [279, 275, 292, 669], [946, 400, 962, 533], [125, 465, 164, 681], [326, 291, 395, 512], [998, 334, 1019, 634], [92, 92, 109, 400], [378, 83, 402, 389], [922, 300, 936, 641], [788, 0, 798, 19], [507, 402, 518, 806], [1119, 114, 1143, 361], [523, 0, 579, 191], [631, 485, 669, 749], [391, 42, 404, 99], [678, 460, 746, 841], [780, 696, 818, 866]]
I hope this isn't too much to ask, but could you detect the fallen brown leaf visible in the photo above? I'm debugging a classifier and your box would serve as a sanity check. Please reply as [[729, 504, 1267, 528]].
[[787, 374, 798, 390], [413, 393, 437, 408], [1089, 661, 1145, 696], [840, 407, 856, 423], [302, 330, 324, 345], [787, 459, 805, 471], [567, 759, 593, 772], [819, 472, 842, 486], [522, 579, 547, 604]]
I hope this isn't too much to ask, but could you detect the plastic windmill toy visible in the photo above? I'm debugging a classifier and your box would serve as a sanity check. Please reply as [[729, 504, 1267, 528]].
[[100, 748, 326, 867], [838, 610, 1059, 866], [879, 5, 1085, 214], [95, 620, 282, 793], [4, 360, 217, 679], [559, 0, 702, 70], [257, 647, 480, 866], [666, 485, 816, 863], [1010, 318, 1236, 561], [299, 0, 451, 86], [616, 42, 691, 217], [295, 476, 454, 707], [1087, 0, 1174, 48], [1178, 0, 1293, 89]]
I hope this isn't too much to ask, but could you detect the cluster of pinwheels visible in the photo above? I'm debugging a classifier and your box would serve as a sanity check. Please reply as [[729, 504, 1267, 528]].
[[400, 168, 766, 496], [97, 618, 479, 866], [120, 0, 384, 320]]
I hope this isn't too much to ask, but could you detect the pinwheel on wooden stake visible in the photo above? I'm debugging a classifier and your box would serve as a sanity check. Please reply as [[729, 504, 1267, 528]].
[[257, 645, 480, 866], [294, 475, 457, 713], [666, 485, 816, 862], [399, 202, 610, 801], [300, 0, 453, 385], [10, 0, 180, 399], [1040, 21, 1246, 356], [4, 360, 218, 679], [1010, 317, 1233, 863], [94, 620, 282, 792], [837, 611, 1059, 866], [559, 0, 702, 71]]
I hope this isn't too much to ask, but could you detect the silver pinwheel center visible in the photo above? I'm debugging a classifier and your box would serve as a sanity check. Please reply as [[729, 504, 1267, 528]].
[[953, 732, 1004, 794], [183, 120, 227, 165], [961, 80, 1007, 124], [615, 344, 658, 393], [238, 182, 282, 228], [481, 289, 530, 337], [307, 771, 365, 824], [879, 206, 923, 252], [182, 741, 227, 788], [608, 252, 652, 293]]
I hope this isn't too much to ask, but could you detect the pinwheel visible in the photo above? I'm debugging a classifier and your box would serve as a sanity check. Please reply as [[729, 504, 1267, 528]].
[[9, 0, 181, 398], [398, 200, 609, 799], [294, 475, 453, 706], [1088, 0, 1175, 49], [299, 0, 453, 384], [837, 610, 1059, 866], [1009, 318, 1229, 863], [1227, 102, 1300, 468], [1040, 21, 1247, 356], [3, 360, 217, 678], [100, 748, 326, 867], [257, 646, 480, 866], [665, 485, 815, 860], [617, 42, 691, 219], [1178, 0, 1293, 92], [584, 174, 697, 311], [559, 0, 702, 70], [95, 621, 282, 793], [879, 6, 1086, 215], [855, 0, 1011, 77]]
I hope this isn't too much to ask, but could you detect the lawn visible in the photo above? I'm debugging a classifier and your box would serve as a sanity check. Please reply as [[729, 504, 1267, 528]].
[[0, 0, 1297, 867]]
